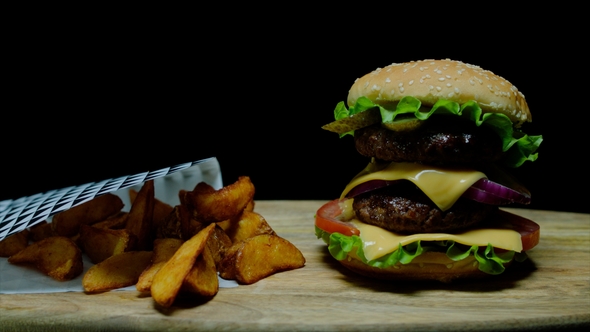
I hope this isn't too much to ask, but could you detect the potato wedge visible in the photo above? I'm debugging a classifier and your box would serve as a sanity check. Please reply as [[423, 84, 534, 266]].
[[29, 221, 56, 242], [182, 246, 218, 297], [151, 223, 215, 308], [136, 238, 183, 292], [219, 234, 305, 284], [79, 224, 135, 264], [82, 251, 152, 293], [0, 230, 29, 257], [126, 180, 155, 250], [91, 211, 128, 230], [156, 205, 182, 239], [52, 193, 124, 237], [206, 224, 232, 268], [223, 210, 276, 244], [8, 236, 83, 281], [187, 176, 255, 223], [129, 188, 173, 232]]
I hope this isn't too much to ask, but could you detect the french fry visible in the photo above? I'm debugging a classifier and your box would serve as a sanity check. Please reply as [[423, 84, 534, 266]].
[[218, 234, 305, 285], [51, 193, 124, 237], [0, 230, 29, 257], [8, 236, 83, 281], [182, 246, 218, 297], [223, 210, 276, 244], [82, 250, 152, 293], [136, 238, 183, 292], [150, 223, 215, 308], [187, 176, 255, 223], [79, 224, 135, 264], [126, 180, 155, 251]]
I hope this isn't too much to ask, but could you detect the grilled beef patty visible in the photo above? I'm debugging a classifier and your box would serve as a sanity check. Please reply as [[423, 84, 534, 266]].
[[352, 183, 497, 234], [354, 117, 503, 165]]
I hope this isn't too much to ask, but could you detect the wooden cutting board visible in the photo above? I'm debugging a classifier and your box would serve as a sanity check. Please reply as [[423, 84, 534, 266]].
[[0, 201, 588, 331]]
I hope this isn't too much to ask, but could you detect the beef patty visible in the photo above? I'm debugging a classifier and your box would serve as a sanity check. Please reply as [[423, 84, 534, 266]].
[[354, 117, 503, 165], [352, 182, 496, 234]]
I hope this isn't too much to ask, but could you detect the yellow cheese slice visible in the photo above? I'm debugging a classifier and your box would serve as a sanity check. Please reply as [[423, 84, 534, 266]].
[[341, 162, 486, 211], [351, 219, 522, 261]]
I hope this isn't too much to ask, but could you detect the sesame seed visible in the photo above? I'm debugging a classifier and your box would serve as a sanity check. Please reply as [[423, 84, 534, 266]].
[[438, 77, 445, 81], [385, 78, 391, 83], [436, 86, 442, 91], [409, 80, 414, 85]]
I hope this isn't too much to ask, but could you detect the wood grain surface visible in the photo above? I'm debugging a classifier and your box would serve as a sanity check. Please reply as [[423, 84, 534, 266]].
[[1, 201, 588, 331]]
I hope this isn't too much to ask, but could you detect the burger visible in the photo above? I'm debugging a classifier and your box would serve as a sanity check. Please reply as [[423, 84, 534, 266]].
[[315, 59, 543, 282]]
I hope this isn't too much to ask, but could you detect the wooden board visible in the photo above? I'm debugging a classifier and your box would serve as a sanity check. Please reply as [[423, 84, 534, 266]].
[[0, 201, 588, 331]]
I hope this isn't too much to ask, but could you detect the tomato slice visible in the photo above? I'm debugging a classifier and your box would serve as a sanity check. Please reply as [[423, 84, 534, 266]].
[[496, 209, 540, 251], [315, 199, 540, 251], [315, 199, 359, 236]]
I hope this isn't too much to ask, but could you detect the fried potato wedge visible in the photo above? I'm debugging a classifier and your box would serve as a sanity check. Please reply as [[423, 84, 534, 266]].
[[82, 251, 152, 293], [156, 205, 183, 239], [8, 236, 83, 281], [206, 224, 232, 268], [0, 230, 29, 257], [187, 176, 255, 223], [29, 221, 56, 242], [129, 188, 173, 232], [223, 210, 276, 244], [126, 180, 155, 250], [79, 224, 135, 264], [52, 193, 124, 237], [91, 211, 128, 230], [219, 234, 305, 285], [182, 246, 218, 297], [151, 223, 215, 308], [136, 238, 183, 292]]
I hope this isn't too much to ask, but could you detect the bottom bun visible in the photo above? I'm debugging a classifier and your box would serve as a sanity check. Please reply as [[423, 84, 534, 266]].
[[339, 252, 503, 283]]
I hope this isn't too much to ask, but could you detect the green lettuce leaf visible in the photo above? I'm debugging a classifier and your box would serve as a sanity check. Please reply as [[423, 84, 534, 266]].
[[315, 226, 523, 275], [333, 96, 542, 168]]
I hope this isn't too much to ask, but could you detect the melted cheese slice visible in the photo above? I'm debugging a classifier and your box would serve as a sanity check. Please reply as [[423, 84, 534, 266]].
[[341, 162, 486, 211], [351, 219, 522, 261]]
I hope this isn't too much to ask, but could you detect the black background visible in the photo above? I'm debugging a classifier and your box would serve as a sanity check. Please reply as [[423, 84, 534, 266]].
[[2, 12, 588, 214]]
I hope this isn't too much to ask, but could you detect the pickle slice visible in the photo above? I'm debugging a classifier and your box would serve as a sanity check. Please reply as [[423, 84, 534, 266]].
[[381, 118, 424, 132], [321, 108, 381, 134]]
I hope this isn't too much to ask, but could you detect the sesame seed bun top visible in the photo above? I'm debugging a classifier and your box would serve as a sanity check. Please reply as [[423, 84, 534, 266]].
[[347, 59, 531, 127]]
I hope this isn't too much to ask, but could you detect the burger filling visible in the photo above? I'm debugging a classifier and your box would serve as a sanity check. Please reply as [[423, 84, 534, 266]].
[[353, 182, 496, 234], [317, 95, 543, 277], [354, 117, 503, 166]]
